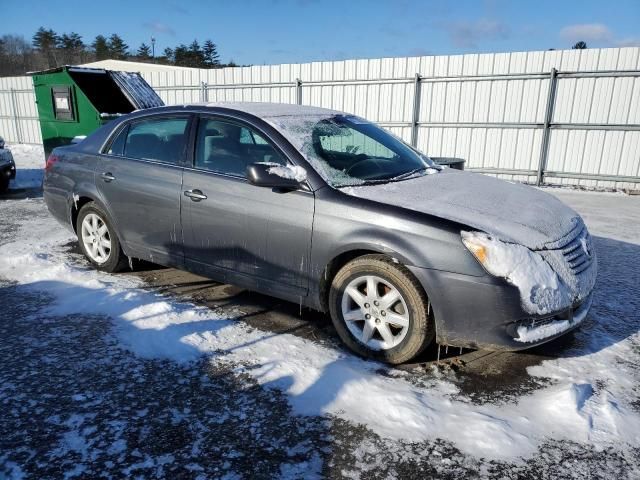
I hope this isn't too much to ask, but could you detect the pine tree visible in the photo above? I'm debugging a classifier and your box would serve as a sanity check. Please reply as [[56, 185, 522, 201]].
[[572, 41, 587, 49], [91, 35, 110, 60], [108, 34, 129, 60], [32, 27, 58, 51], [173, 44, 188, 66], [203, 40, 220, 68], [59, 32, 84, 64], [32, 27, 59, 67], [137, 43, 152, 59], [163, 47, 174, 63], [188, 39, 205, 68]]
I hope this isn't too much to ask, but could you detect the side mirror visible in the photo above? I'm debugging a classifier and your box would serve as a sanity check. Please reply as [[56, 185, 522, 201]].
[[246, 162, 307, 189]]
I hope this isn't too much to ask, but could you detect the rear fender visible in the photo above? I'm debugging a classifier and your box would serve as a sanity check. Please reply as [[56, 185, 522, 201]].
[[68, 183, 132, 257]]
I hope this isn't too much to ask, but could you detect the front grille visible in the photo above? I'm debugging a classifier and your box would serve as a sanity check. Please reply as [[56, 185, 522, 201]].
[[558, 225, 594, 275], [536, 220, 597, 305]]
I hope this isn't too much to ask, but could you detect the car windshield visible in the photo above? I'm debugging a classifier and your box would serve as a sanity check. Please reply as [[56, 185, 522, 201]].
[[267, 114, 440, 187]]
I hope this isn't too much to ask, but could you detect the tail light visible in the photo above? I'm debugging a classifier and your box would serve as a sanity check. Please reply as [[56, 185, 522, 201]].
[[45, 154, 59, 172]]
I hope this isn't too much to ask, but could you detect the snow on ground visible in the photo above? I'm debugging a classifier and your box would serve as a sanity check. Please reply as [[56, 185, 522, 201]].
[[1, 146, 639, 471], [0, 189, 639, 463], [6, 143, 44, 190]]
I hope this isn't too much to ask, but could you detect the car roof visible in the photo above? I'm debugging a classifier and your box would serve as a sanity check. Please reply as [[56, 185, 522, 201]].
[[200, 101, 342, 118]]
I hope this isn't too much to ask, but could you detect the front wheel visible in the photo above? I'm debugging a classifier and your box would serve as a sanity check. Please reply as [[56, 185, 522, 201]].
[[76, 202, 128, 273], [329, 255, 435, 364]]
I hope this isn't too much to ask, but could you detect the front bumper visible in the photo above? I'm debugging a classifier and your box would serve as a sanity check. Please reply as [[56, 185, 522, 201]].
[[407, 265, 594, 351]]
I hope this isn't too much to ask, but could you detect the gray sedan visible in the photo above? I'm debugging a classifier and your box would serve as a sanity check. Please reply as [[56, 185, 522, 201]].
[[43, 103, 597, 364]]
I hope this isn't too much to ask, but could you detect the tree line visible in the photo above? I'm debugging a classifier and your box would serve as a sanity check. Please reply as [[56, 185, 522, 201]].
[[0, 27, 238, 76]]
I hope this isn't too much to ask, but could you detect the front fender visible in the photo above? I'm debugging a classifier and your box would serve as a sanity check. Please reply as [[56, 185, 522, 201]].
[[323, 231, 423, 269]]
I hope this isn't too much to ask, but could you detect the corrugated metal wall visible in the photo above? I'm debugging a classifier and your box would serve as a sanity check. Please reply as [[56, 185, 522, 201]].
[[0, 75, 41, 144], [1, 47, 639, 188]]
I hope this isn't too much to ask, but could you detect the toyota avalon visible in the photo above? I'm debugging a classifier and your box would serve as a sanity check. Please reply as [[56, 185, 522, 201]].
[[43, 102, 597, 364]]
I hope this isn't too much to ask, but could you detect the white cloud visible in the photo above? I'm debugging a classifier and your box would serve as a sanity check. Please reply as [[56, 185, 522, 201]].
[[143, 22, 176, 36], [616, 38, 640, 47], [447, 18, 510, 49], [559, 23, 612, 44]]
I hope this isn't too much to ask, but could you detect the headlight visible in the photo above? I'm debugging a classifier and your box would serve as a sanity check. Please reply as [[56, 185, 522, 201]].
[[460, 231, 497, 271], [460, 231, 488, 266], [461, 230, 571, 315], [460, 230, 539, 280]]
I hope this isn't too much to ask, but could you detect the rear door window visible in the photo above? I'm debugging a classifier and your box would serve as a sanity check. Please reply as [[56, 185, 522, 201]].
[[123, 117, 190, 165]]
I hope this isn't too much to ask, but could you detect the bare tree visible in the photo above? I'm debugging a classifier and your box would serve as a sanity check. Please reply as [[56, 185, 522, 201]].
[[0, 35, 39, 75]]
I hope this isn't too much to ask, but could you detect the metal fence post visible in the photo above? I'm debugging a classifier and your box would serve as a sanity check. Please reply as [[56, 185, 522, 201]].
[[200, 82, 208, 103], [10, 89, 23, 144], [410, 73, 422, 147], [296, 78, 302, 105], [536, 68, 558, 186]]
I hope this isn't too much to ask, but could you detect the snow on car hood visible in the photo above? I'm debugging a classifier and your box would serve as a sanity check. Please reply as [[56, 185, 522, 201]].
[[342, 169, 581, 250]]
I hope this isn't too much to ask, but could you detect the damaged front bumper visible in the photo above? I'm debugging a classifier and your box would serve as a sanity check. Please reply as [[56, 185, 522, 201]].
[[407, 265, 596, 351], [508, 295, 593, 344]]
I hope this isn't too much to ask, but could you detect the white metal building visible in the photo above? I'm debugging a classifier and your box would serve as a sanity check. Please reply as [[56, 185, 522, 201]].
[[1, 47, 639, 189]]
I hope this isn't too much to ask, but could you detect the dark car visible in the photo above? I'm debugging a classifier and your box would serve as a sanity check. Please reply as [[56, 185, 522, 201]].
[[43, 103, 597, 364], [0, 137, 16, 193]]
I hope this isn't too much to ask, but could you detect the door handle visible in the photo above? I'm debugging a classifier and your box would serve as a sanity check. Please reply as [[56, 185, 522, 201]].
[[184, 189, 207, 201], [100, 172, 115, 182]]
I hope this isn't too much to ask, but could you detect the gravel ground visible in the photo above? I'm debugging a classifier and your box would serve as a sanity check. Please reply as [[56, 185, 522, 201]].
[[0, 188, 639, 479]]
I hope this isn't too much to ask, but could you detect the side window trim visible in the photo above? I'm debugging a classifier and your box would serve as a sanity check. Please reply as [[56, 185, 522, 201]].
[[191, 114, 293, 178], [102, 123, 129, 156]]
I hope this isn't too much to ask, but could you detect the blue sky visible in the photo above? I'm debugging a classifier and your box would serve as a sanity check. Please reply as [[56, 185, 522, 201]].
[[4, 0, 639, 64]]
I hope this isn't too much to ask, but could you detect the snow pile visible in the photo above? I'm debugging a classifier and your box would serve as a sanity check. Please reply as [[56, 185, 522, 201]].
[[461, 230, 573, 315], [1, 198, 639, 462], [267, 164, 307, 182], [7, 143, 44, 190]]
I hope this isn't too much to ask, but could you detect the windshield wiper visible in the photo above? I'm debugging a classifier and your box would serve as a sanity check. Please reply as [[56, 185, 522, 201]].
[[391, 167, 427, 181], [348, 178, 395, 186], [336, 167, 432, 188]]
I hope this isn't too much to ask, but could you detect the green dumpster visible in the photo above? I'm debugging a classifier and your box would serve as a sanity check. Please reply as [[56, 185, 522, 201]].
[[31, 66, 164, 158]]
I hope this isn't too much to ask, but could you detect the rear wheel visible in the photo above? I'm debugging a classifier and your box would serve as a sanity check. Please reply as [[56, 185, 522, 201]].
[[76, 202, 128, 273], [329, 255, 434, 364]]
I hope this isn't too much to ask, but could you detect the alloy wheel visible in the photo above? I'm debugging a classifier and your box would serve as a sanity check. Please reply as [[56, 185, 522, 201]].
[[81, 213, 112, 264], [340, 275, 410, 350]]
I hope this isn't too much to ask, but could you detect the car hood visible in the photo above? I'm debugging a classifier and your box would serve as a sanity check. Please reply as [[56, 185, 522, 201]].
[[341, 169, 581, 250]]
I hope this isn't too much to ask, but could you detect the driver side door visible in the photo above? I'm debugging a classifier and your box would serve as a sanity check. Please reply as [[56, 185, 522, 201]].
[[181, 115, 315, 298]]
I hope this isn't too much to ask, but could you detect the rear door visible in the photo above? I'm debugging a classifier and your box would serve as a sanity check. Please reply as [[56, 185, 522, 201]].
[[181, 115, 314, 297], [97, 114, 191, 266]]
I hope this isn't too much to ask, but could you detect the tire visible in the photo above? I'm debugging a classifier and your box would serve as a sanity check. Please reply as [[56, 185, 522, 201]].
[[0, 175, 9, 194], [329, 254, 434, 364], [76, 202, 129, 273]]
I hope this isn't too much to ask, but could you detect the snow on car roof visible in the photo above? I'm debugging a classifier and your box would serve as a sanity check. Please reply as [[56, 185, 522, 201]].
[[205, 101, 341, 118]]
